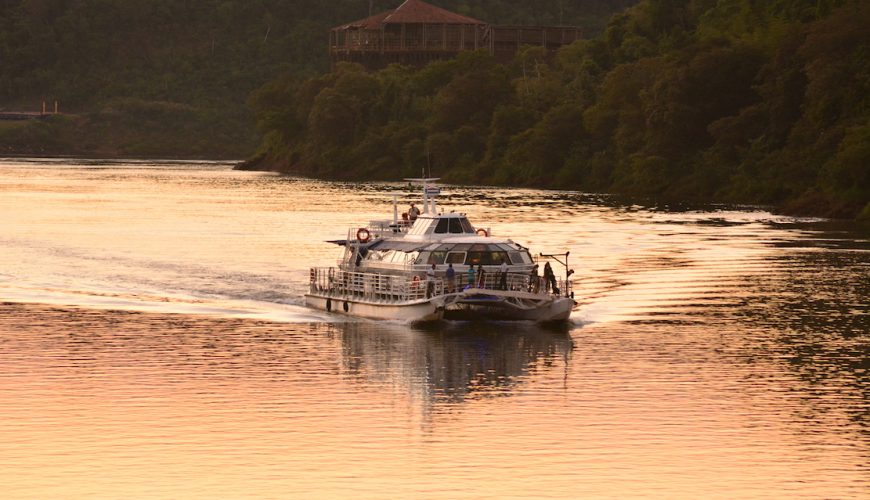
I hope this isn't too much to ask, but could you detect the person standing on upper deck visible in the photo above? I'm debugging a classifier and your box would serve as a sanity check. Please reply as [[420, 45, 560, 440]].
[[408, 203, 420, 222]]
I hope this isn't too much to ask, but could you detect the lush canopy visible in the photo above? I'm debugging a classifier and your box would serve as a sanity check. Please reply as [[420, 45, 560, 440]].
[[244, 0, 869, 218], [0, 0, 632, 157]]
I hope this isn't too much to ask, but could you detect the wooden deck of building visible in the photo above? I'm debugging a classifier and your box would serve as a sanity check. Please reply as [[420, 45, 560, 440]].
[[0, 112, 51, 121], [1, 101, 60, 121], [329, 0, 582, 69]]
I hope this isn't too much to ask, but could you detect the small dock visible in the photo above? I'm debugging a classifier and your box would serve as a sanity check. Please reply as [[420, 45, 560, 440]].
[[0, 112, 51, 121], [1, 101, 61, 121]]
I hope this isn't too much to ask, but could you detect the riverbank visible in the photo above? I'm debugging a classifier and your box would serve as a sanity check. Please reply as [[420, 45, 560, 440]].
[[242, 2, 869, 223], [235, 155, 870, 221], [0, 102, 257, 160]]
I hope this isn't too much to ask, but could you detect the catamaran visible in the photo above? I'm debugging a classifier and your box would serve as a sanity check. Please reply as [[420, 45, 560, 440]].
[[305, 179, 576, 322]]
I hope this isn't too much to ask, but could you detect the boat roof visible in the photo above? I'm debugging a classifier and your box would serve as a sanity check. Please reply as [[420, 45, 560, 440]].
[[328, 180, 521, 250], [329, 234, 514, 251], [369, 235, 507, 252]]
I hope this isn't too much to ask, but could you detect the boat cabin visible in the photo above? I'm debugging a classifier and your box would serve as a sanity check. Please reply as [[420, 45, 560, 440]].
[[358, 237, 534, 271], [405, 213, 477, 238]]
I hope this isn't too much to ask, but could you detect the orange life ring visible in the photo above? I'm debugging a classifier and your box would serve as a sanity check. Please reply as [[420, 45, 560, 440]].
[[356, 228, 371, 243], [476, 228, 488, 237]]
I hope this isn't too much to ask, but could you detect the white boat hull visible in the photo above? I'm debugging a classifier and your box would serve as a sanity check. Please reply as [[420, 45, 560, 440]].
[[305, 292, 446, 322], [444, 289, 575, 322], [306, 287, 574, 323]]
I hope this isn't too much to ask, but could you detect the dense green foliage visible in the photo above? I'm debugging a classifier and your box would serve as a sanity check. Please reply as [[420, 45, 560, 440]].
[[0, 0, 631, 158], [246, 0, 869, 218]]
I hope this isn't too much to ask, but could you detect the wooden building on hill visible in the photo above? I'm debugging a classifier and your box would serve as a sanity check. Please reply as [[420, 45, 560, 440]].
[[329, 0, 582, 69]]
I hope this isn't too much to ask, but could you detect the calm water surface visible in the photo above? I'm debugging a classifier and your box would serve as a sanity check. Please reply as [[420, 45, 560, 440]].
[[0, 159, 867, 498]]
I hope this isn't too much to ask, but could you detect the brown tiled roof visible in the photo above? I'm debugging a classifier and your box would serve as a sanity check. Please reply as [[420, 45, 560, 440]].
[[334, 10, 393, 30], [333, 0, 485, 30], [384, 0, 484, 25]]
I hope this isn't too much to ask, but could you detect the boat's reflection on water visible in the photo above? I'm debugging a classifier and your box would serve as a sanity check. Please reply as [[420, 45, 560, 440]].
[[325, 320, 575, 405]]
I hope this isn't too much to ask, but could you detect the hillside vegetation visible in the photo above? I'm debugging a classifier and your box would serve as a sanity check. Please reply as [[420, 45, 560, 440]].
[[244, 0, 870, 219], [0, 0, 631, 158]]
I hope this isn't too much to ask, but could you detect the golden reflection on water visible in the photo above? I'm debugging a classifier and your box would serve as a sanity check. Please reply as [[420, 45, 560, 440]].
[[0, 160, 867, 498], [1, 304, 866, 498]]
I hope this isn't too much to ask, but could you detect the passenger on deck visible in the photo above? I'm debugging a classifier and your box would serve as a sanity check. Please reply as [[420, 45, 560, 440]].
[[466, 266, 475, 289], [426, 263, 436, 298], [499, 259, 508, 290], [476, 264, 486, 288], [529, 264, 540, 293], [408, 203, 420, 222], [543, 262, 558, 295], [446, 263, 456, 293]]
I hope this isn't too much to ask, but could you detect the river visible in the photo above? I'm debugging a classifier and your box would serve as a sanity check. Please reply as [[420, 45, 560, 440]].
[[0, 159, 867, 498]]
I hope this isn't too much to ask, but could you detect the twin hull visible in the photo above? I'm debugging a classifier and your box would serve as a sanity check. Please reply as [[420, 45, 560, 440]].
[[305, 293, 446, 322], [304, 289, 574, 323]]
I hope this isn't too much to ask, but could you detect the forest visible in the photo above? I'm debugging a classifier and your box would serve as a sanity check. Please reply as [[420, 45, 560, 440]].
[[1, 0, 867, 218], [0, 0, 631, 157], [243, 0, 869, 219]]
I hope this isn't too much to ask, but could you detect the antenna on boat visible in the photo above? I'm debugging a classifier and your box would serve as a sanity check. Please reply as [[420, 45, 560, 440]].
[[539, 251, 575, 299], [404, 176, 441, 215]]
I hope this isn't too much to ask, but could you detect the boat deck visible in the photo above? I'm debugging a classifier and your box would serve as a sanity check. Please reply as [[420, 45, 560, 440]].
[[308, 267, 567, 305]]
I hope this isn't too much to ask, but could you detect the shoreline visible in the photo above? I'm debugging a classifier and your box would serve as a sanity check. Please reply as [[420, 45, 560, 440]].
[[1, 154, 865, 221], [234, 155, 870, 222], [1, 152, 245, 163]]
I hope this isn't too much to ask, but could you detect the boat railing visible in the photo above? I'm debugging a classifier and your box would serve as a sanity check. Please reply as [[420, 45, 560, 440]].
[[310, 267, 571, 302], [310, 267, 443, 302], [460, 271, 571, 297]]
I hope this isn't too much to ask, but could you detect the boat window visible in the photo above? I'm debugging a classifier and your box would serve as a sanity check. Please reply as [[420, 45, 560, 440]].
[[451, 244, 472, 251], [366, 251, 386, 262], [466, 252, 481, 265], [508, 251, 531, 264], [434, 218, 449, 233], [492, 251, 509, 265], [408, 219, 433, 235], [460, 218, 475, 233], [448, 218, 464, 233], [427, 251, 447, 265], [465, 250, 510, 266], [446, 252, 466, 264], [405, 251, 419, 265]]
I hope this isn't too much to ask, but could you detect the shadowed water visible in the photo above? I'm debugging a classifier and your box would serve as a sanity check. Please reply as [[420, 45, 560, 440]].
[[0, 160, 867, 498]]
